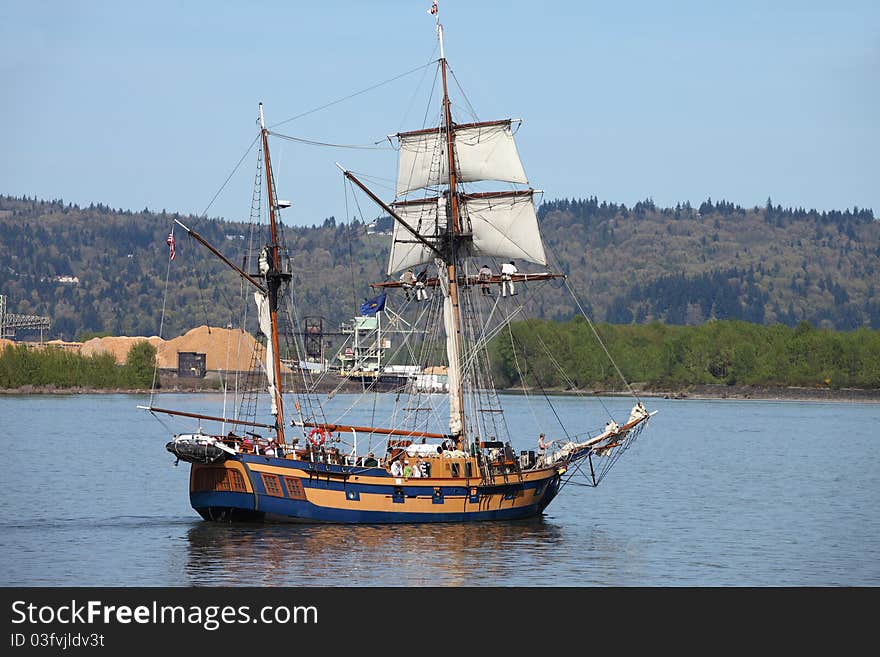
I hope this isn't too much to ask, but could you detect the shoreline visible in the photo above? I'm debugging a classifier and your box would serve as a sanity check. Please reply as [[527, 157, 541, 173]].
[[552, 383, 880, 403], [1, 382, 879, 402], [660, 383, 880, 403]]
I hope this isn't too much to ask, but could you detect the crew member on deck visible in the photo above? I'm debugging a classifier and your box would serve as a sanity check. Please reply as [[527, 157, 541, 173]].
[[537, 432, 549, 459]]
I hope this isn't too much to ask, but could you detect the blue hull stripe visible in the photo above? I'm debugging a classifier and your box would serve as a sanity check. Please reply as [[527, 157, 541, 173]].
[[191, 490, 559, 524]]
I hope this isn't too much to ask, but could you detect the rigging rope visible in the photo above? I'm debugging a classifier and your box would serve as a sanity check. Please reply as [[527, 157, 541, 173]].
[[529, 325, 617, 422], [268, 131, 392, 151], [557, 419, 650, 491], [194, 264, 213, 331], [394, 64, 442, 194], [446, 63, 479, 123], [237, 144, 264, 427], [344, 179, 360, 315], [353, 191, 393, 289], [504, 315, 573, 442], [344, 170, 398, 195], [198, 134, 260, 220], [149, 410, 180, 441], [563, 277, 642, 403], [269, 61, 436, 129], [148, 231, 175, 408], [504, 321, 540, 433], [539, 238, 641, 403], [461, 278, 512, 446], [398, 50, 440, 135]]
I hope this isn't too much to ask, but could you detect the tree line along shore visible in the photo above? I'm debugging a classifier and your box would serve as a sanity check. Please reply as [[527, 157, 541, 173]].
[[489, 318, 880, 392], [2, 319, 879, 399]]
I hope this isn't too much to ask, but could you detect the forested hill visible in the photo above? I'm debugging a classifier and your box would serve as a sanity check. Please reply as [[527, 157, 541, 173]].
[[0, 194, 877, 341], [537, 197, 878, 329]]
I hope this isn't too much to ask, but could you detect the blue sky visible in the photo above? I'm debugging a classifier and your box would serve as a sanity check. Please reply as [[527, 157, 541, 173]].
[[2, 1, 877, 227]]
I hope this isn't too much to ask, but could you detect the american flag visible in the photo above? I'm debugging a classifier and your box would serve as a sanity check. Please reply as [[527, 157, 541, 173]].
[[166, 231, 176, 261], [429, 2, 438, 15]]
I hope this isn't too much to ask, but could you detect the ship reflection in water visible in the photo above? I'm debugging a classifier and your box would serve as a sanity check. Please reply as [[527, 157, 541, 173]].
[[182, 519, 588, 586]]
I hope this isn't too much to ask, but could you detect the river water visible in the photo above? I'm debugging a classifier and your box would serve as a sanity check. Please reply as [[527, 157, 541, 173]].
[[0, 393, 877, 586]]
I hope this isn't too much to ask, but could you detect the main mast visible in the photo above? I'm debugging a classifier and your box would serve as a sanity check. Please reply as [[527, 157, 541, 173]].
[[437, 18, 467, 448], [340, 7, 546, 448], [259, 103, 286, 444]]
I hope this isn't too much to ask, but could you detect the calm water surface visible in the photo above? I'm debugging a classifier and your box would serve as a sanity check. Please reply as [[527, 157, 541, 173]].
[[1, 393, 877, 586]]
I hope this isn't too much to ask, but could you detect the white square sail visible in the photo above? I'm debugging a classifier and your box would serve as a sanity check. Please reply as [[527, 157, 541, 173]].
[[462, 191, 547, 266], [387, 196, 447, 275], [396, 120, 528, 196], [386, 191, 546, 274]]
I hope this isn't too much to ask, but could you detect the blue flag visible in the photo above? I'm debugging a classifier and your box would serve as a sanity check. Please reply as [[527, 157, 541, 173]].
[[360, 292, 387, 316]]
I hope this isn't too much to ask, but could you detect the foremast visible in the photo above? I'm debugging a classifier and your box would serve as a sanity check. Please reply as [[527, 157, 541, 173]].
[[144, 105, 290, 445], [258, 103, 287, 444]]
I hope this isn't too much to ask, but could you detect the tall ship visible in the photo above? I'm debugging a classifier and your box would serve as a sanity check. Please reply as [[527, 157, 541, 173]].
[[146, 5, 655, 523]]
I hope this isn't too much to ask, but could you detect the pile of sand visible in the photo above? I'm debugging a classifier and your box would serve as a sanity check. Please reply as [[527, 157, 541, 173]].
[[160, 326, 265, 371], [2, 338, 82, 352], [81, 326, 267, 372], [81, 335, 164, 363]]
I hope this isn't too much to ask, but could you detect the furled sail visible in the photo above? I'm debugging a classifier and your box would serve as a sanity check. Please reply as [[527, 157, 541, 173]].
[[396, 120, 528, 196], [386, 191, 546, 274], [253, 291, 278, 417], [440, 276, 463, 436]]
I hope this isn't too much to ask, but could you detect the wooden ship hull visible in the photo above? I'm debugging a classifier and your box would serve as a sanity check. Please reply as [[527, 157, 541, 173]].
[[187, 454, 564, 524]]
